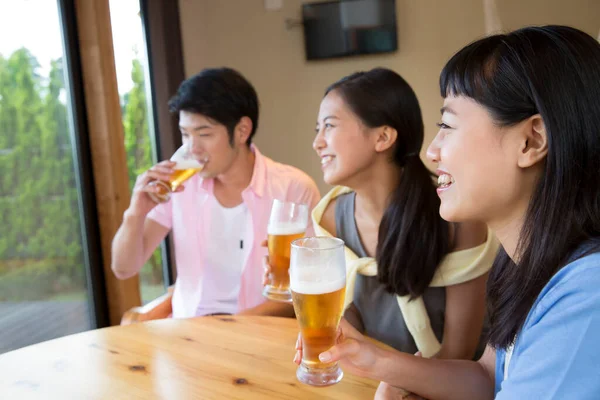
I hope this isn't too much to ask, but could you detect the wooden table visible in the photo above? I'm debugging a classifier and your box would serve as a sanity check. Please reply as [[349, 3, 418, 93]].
[[0, 316, 378, 399]]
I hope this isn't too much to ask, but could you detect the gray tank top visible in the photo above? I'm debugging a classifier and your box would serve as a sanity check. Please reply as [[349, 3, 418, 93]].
[[336, 192, 486, 357]]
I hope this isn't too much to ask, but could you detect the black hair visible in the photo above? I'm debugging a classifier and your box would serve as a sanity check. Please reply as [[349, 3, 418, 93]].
[[440, 25, 600, 348], [326, 67, 450, 298], [168, 67, 259, 145]]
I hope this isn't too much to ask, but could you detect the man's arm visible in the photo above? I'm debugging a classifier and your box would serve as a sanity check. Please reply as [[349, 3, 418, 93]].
[[111, 160, 176, 279], [111, 212, 170, 279]]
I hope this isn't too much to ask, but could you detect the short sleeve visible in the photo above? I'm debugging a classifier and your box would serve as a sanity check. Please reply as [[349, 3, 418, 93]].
[[147, 200, 173, 229], [496, 260, 600, 399]]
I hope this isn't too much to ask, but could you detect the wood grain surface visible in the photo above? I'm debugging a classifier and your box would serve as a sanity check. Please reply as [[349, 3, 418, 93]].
[[0, 316, 378, 399]]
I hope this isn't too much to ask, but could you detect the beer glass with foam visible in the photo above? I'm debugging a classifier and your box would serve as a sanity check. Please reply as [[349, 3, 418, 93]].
[[290, 237, 346, 386], [147, 144, 208, 203], [262, 200, 309, 302]]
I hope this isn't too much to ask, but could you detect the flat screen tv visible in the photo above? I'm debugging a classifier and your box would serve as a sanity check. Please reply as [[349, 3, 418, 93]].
[[302, 0, 397, 60]]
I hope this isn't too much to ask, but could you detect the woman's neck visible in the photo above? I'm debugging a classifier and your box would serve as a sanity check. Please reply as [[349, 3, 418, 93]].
[[351, 162, 401, 224], [488, 206, 527, 263], [490, 166, 543, 263]]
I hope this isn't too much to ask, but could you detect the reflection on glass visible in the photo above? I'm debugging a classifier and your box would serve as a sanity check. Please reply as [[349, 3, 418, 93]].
[[0, 0, 91, 353], [109, 0, 166, 303]]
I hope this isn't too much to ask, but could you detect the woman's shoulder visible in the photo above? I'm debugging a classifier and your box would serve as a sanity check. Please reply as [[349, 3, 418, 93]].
[[541, 251, 600, 301], [319, 188, 355, 237], [500, 250, 600, 398], [528, 250, 600, 326], [320, 196, 338, 237]]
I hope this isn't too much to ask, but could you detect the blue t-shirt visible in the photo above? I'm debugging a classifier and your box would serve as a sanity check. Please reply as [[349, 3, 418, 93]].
[[494, 250, 600, 398]]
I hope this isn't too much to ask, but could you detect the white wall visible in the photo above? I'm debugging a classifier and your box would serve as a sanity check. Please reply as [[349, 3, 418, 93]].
[[178, 0, 600, 194]]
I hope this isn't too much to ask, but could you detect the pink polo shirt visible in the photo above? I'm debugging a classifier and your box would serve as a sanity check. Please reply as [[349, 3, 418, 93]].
[[147, 146, 320, 318]]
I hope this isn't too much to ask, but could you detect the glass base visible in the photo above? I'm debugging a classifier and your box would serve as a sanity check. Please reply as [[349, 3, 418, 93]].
[[296, 363, 343, 387], [262, 285, 292, 303]]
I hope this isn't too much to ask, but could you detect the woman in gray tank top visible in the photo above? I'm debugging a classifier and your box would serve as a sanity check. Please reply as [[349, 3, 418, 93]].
[[308, 68, 491, 360]]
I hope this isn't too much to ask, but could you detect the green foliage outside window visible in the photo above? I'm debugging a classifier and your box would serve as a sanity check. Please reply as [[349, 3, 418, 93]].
[[0, 49, 162, 301]]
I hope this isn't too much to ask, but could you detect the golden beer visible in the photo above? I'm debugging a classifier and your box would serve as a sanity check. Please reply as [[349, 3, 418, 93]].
[[147, 143, 207, 204], [148, 164, 204, 204], [290, 236, 346, 386], [169, 168, 202, 189], [263, 201, 309, 302], [292, 284, 346, 370], [267, 228, 305, 293]]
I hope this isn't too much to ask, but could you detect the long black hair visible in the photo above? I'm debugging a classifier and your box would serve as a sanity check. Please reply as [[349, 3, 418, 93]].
[[326, 68, 450, 298], [440, 25, 600, 349]]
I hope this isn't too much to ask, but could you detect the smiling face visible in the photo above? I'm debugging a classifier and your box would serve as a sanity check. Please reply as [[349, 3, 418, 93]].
[[178, 110, 244, 179], [426, 95, 531, 225], [312, 91, 380, 187]]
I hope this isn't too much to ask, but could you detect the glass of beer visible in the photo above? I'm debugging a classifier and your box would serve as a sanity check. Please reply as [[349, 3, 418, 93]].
[[262, 200, 309, 302], [147, 144, 208, 203], [290, 237, 346, 386]]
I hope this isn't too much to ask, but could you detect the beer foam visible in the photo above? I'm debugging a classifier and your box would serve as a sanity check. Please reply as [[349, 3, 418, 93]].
[[267, 221, 306, 235], [172, 159, 203, 170], [290, 270, 346, 295]]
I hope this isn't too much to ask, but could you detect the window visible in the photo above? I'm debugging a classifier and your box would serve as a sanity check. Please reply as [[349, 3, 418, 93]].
[[0, 0, 106, 353], [110, 0, 167, 303]]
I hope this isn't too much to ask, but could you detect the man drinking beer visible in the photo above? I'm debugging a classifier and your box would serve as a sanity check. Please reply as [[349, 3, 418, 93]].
[[111, 67, 320, 318]]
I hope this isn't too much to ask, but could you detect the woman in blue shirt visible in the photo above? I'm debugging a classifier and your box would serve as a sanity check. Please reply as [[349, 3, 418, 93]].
[[294, 25, 600, 399]]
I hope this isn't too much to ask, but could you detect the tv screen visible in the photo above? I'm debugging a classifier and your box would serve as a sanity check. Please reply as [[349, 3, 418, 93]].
[[302, 0, 397, 60]]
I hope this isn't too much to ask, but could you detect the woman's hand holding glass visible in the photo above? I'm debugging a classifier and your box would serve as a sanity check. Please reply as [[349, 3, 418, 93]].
[[293, 317, 381, 378], [293, 318, 425, 399]]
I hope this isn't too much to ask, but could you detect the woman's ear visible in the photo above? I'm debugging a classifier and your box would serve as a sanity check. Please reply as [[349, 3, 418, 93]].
[[517, 115, 548, 168], [374, 126, 398, 153]]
